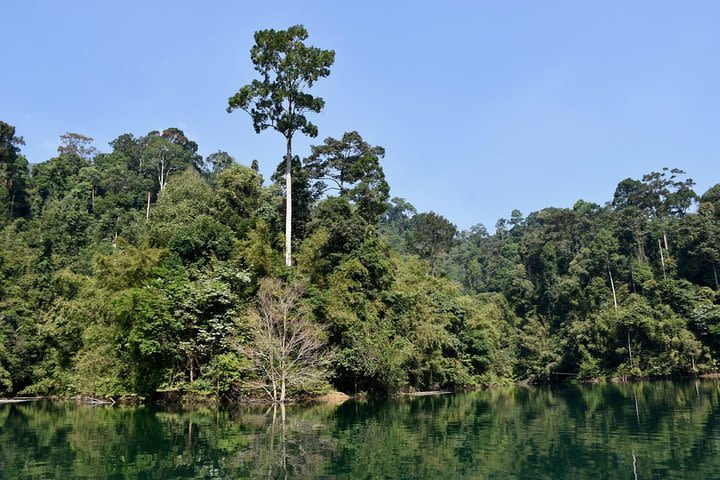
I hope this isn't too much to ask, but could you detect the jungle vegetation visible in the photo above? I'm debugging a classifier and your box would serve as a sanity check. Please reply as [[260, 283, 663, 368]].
[[1, 25, 719, 402]]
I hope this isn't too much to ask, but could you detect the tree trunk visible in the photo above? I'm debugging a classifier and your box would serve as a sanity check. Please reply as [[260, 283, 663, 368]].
[[187, 420, 193, 450], [658, 239, 666, 280], [113, 217, 119, 250], [280, 374, 286, 404], [280, 402, 288, 479], [269, 405, 277, 479], [713, 261, 719, 291], [284, 136, 293, 267], [159, 158, 165, 191], [146, 191, 151, 221], [632, 388, 640, 425], [280, 306, 288, 403], [610, 268, 632, 366], [609, 269, 618, 310], [637, 239, 645, 262], [9, 191, 15, 218], [663, 230, 669, 250]]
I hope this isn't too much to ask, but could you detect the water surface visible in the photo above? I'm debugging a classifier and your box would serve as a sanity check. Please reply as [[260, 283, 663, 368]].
[[2, 380, 720, 479]]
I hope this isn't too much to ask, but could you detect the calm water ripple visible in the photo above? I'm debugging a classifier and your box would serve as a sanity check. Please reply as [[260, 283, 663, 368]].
[[2, 380, 720, 479]]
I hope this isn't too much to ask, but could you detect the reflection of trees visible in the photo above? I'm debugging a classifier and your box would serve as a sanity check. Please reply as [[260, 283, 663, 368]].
[[0, 403, 250, 478], [2, 382, 720, 478], [324, 381, 720, 479], [228, 403, 337, 479]]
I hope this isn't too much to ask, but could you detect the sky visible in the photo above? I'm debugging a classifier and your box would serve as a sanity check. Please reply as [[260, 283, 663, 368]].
[[2, 1, 719, 230]]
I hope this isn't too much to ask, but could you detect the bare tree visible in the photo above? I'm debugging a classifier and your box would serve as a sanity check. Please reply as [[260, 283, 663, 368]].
[[233, 403, 338, 478], [241, 278, 332, 403]]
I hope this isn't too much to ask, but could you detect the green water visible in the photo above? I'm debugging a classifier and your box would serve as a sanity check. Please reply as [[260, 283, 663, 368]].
[[2, 381, 720, 479]]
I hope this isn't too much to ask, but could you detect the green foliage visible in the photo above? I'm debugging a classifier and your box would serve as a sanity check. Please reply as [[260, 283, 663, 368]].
[[447, 170, 719, 383], [305, 131, 389, 221], [405, 211, 457, 274], [0, 121, 30, 222], [227, 25, 335, 141], [150, 168, 213, 230], [271, 155, 315, 240], [1, 60, 719, 405], [141, 133, 198, 191], [2, 115, 719, 399], [214, 164, 265, 235]]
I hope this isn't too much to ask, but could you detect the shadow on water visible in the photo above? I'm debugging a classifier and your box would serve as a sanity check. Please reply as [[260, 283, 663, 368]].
[[2, 380, 720, 479]]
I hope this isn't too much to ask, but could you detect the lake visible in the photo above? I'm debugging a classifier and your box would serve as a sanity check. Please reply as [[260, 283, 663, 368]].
[[2, 380, 720, 479]]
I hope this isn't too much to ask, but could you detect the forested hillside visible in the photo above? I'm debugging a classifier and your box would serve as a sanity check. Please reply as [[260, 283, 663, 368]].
[[440, 169, 720, 381], [1, 118, 719, 401], [2, 23, 720, 402]]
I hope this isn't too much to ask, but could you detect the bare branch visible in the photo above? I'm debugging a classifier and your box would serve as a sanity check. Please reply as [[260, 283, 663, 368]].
[[238, 278, 332, 402]]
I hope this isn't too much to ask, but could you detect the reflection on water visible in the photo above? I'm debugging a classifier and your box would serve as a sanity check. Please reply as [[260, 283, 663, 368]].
[[2, 380, 720, 479]]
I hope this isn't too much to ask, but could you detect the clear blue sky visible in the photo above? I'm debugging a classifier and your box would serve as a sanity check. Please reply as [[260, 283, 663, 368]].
[[3, 1, 719, 230]]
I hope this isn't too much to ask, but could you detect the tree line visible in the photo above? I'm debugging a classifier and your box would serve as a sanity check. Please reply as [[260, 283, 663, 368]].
[[1, 25, 719, 402], [438, 168, 720, 381]]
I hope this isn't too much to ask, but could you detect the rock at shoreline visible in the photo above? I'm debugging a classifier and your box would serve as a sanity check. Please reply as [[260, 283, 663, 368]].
[[316, 391, 351, 404]]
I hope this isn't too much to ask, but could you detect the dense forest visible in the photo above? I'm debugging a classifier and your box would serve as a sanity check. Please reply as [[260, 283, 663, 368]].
[[1, 25, 719, 402]]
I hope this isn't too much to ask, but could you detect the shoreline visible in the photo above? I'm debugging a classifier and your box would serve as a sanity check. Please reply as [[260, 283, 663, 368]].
[[3, 374, 719, 406]]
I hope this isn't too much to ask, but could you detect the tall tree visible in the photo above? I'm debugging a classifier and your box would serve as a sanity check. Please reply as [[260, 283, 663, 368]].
[[272, 155, 317, 242], [227, 25, 335, 267], [140, 135, 192, 192], [205, 150, 235, 176], [160, 127, 203, 171], [406, 212, 457, 275], [382, 197, 417, 239], [305, 131, 389, 222], [57, 132, 98, 161], [0, 121, 30, 220]]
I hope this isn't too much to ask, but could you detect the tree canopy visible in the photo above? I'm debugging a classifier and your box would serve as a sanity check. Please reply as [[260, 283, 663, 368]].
[[1, 28, 719, 403], [228, 24, 335, 267]]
